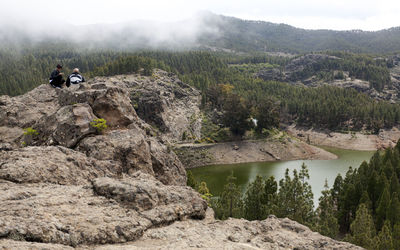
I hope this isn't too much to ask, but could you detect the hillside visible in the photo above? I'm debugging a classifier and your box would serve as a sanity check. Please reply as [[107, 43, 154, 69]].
[[199, 13, 400, 53], [0, 71, 361, 249]]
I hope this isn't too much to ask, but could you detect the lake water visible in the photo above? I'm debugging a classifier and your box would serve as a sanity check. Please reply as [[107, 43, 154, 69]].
[[190, 147, 375, 207]]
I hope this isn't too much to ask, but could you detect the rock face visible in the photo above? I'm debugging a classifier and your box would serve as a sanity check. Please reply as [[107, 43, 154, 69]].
[[129, 70, 202, 142], [0, 71, 360, 249]]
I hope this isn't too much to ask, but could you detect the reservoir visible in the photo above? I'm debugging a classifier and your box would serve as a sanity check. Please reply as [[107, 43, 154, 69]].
[[191, 147, 375, 207]]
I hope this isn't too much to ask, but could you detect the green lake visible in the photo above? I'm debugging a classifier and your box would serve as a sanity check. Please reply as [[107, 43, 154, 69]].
[[190, 147, 375, 206]]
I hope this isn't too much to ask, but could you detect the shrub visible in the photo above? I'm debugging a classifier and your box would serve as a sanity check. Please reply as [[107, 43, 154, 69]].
[[22, 127, 39, 146], [90, 118, 108, 134]]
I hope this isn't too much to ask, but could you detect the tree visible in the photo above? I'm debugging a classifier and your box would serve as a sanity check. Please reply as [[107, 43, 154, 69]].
[[198, 181, 212, 205], [263, 176, 278, 216], [315, 180, 339, 238], [186, 170, 198, 189], [254, 97, 280, 133], [387, 193, 400, 228], [214, 171, 243, 219], [376, 186, 391, 230], [393, 223, 400, 250], [244, 175, 267, 220], [375, 221, 393, 250], [347, 203, 376, 248], [276, 164, 314, 225], [222, 93, 252, 136]]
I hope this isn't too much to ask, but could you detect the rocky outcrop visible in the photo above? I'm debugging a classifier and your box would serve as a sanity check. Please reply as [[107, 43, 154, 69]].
[[0, 71, 360, 249], [106, 211, 362, 250], [128, 70, 202, 142]]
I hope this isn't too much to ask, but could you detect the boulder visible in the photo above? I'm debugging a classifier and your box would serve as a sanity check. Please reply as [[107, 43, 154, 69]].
[[35, 103, 98, 148], [58, 84, 137, 128], [77, 126, 153, 176], [0, 84, 59, 128], [77, 127, 186, 186]]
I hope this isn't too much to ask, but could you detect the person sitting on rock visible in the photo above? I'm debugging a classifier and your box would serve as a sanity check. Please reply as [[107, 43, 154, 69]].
[[49, 64, 65, 88], [66, 68, 86, 87]]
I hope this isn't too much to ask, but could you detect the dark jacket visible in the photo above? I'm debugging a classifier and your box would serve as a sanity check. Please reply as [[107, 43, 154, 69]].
[[66, 72, 85, 87], [49, 69, 61, 81]]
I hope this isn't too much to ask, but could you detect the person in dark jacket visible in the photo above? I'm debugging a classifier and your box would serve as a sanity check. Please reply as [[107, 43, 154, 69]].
[[66, 68, 85, 87], [49, 64, 65, 88]]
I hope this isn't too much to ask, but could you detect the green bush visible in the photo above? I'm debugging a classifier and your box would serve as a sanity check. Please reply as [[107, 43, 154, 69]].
[[22, 127, 39, 146], [90, 118, 108, 134]]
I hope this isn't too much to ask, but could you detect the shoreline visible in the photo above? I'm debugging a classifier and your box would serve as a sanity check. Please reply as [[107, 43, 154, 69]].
[[286, 125, 400, 151], [174, 136, 337, 168]]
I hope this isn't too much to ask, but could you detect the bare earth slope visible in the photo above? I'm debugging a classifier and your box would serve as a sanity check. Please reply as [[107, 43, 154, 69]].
[[0, 70, 360, 249]]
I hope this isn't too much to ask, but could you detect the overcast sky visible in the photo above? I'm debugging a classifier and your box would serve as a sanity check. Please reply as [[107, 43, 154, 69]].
[[1, 0, 400, 31]]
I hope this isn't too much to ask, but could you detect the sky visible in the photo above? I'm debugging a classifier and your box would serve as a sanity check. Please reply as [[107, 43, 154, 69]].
[[1, 0, 400, 31]]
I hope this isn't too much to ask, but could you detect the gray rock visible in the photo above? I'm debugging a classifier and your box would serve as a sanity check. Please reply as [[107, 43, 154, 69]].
[[0, 84, 60, 128], [129, 70, 202, 142], [35, 103, 98, 148], [0, 146, 121, 185]]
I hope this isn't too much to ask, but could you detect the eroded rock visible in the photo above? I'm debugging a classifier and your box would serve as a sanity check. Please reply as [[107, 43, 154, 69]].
[[0, 146, 121, 185], [35, 103, 97, 148]]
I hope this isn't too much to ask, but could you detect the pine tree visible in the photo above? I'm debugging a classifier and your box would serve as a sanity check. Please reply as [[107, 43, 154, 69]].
[[348, 203, 376, 248], [376, 186, 391, 230], [215, 171, 243, 219], [374, 221, 393, 250], [276, 164, 315, 225], [316, 180, 339, 238], [393, 223, 400, 250], [263, 176, 278, 216], [186, 170, 198, 189], [387, 193, 400, 228], [244, 175, 266, 220]]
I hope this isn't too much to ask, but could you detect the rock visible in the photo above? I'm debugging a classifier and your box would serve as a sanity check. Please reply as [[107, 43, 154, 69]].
[[77, 127, 186, 186], [35, 103, 98, 148], [129, 70, 202, 142], [0, 174, 206, 247], [58, 84, 137, 128], [0, 146, 121, 185], [0, 126, 24, 148], [0, 239, 73, 250], [78, 127, 153, 176], [88, 213, 362, 250], [0, 180, 150, 246], [147, 137, 186, 185], [0, 73, 360, 250], [93, 173, 207, 223], [0, 84, 59, 128]]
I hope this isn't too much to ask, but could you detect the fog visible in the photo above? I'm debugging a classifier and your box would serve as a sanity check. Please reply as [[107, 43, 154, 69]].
[[0, 10, 221, 50], [2, 0, 400, 50]]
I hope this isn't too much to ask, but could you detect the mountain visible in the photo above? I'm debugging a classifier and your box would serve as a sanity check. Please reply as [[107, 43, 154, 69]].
[[198, 13, 400, 53]]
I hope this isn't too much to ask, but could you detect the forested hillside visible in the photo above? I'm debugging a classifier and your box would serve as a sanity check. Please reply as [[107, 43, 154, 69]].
[[199, 13, 400, 53], [1, 48, 400, 133]]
